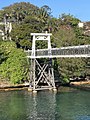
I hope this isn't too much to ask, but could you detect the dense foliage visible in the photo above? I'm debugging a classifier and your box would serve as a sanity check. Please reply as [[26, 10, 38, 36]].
[[0, 41, 29, 84], [0, 2, 90, 84]]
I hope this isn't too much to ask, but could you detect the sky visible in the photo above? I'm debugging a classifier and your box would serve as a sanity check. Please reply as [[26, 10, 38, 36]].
[[0, 0, 90, 22]]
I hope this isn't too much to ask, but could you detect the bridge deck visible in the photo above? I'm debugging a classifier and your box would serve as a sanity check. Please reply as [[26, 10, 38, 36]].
[[25, 45, 90, 58]]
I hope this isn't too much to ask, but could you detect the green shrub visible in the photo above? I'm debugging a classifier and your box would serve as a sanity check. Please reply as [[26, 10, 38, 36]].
[[0, 41, 29, 84]]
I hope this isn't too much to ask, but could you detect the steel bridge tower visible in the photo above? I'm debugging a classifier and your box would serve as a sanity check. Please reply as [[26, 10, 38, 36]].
[[28, 32, 57, 93]]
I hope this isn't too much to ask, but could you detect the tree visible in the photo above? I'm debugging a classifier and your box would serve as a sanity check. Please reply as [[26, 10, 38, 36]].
[[0, 2, 39, 23], [59, 13, 80, 27], [0, 41, 29, 84]]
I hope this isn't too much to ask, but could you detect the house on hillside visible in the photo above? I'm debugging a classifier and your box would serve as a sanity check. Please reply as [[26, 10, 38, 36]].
[[0, 22, 12, 40], [78, 21, 90, 36], [78, 22, 84, 28], [0, 29, 4, 40], [0, 22, 4, 40]]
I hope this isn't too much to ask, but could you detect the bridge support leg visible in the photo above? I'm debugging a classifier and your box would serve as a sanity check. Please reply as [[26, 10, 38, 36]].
[[28, 58, 37, 93], [48, 59, 57, 92], [28, 58, 56, 92]]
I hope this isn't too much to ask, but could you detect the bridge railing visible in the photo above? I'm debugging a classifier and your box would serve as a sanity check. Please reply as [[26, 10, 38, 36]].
[[52, 45, 90, 55], [25, 45, 90, 58]]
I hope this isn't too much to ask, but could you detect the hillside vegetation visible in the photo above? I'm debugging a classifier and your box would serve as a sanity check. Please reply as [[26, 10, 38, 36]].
[[0, 2, 90, 84]]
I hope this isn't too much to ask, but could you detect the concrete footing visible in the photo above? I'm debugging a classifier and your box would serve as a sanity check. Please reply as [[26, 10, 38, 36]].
[[53, 88, 57, 92], [28, 88, 32, 92], [33, 90, 37, 94], [28, 87, 57, 93], [28, 88, 37, 94]]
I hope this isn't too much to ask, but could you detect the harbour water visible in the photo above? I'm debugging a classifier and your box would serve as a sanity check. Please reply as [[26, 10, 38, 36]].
[[0, 87, 90, 120]]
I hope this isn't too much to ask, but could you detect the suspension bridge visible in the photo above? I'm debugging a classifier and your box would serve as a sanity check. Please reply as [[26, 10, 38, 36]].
[[25, 32, 90, 93]]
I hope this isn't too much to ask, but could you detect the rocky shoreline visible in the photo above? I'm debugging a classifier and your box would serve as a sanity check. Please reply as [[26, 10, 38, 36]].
[[0, 80, 90, 91], [0, 81, 29, 91], [70, 80, 90, 90]]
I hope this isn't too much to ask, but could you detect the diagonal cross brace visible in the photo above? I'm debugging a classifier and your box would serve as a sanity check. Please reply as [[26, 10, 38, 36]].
[[35, 59, 51, 87]]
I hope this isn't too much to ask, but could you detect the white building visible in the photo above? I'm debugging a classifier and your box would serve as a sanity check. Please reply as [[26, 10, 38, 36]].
[[0, 22, 12, 40], [78, 22, 84, 28], [0, 29, 4, 40]]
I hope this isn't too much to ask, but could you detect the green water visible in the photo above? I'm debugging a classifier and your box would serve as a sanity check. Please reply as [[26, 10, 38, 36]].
[[0, 87, 90, 120]]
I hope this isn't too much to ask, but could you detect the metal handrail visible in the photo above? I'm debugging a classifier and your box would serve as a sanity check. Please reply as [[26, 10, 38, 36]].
[[25, 45, 90, 58]]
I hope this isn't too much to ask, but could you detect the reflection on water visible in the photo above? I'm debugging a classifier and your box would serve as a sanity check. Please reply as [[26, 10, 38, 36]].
[[0, 87, 90, 120], [0, 90, 57, 120], [27, 91, 56, 120]]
